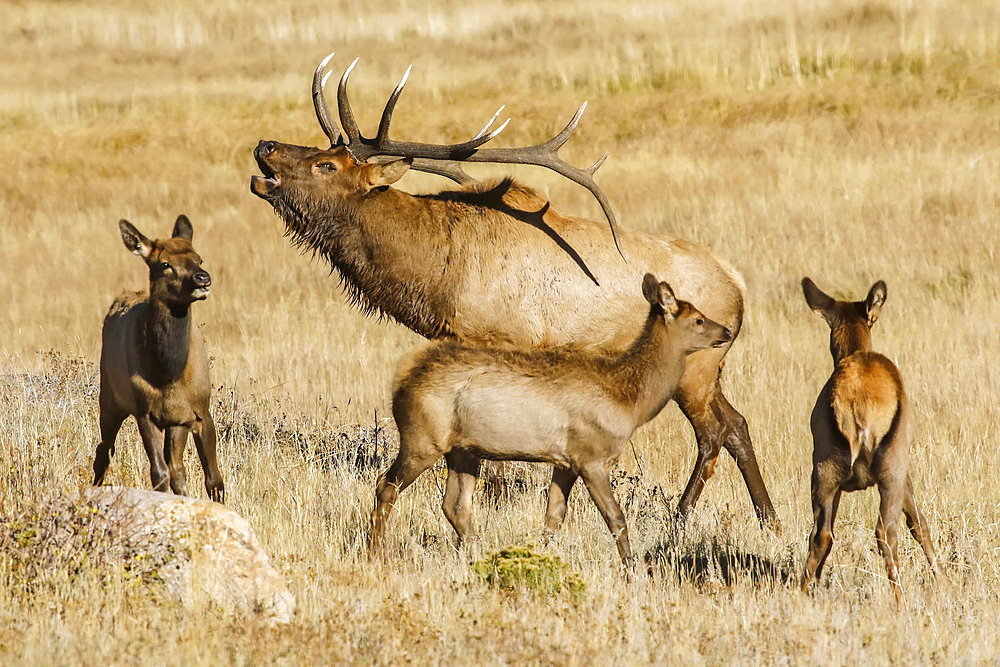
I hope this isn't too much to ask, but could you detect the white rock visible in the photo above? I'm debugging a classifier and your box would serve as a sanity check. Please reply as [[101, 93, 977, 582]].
[[83, 487, 295, 624]]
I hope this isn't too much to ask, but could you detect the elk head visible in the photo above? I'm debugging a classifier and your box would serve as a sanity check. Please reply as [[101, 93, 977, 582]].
[[642, 273, 733, 352], [120, 215, 212, 307], [802, 277, 886, 365], [251, 52, 624, 259]]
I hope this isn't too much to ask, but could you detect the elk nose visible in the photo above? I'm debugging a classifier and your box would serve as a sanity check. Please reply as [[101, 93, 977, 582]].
[[721, 327, 733, 342], [255, 140, 276, 158], [193, 271, 211, 288]]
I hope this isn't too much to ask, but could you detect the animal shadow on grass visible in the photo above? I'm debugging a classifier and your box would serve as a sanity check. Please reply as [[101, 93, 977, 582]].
[[644, 531, 794, 588]]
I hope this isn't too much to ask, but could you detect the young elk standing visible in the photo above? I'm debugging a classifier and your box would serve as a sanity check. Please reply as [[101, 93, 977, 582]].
[[93, 216, 224, 502], [801, 278, 940, 602], [371, 274, 732, 564]]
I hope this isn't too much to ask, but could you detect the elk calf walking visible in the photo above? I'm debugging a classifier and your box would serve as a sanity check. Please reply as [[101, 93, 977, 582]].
[[93, 216, 224, 502], [800, 278, 939, 602], [371, 274, 732, 564]]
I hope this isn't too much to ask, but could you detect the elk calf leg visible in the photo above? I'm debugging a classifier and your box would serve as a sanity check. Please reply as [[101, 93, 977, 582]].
[[164, 426, 191, 496], [442, 451, 481, 545], [193, 414, 225, 502], [802, 470, 843, 591], [901, 475, 940, 577], [369, 451, 440, 558], [580, 465, 633, 567], [544, 466, 579, 534], [93, 407, 126, 486], [875, 480, 905, 604], [136, 416, 170, 493]]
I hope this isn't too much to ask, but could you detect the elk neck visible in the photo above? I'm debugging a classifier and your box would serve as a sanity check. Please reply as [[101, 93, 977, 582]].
[[281, 186, 459, 338], [604, 310, 684, 424], [142, 298, 192, 382], [830, 320, 872, 366]]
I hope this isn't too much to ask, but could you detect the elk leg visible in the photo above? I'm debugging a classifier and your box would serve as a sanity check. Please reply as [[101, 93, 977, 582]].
[[802, 464, 843, 592], [192, 413, 225, 503], [442, 450, 481, 546], [875, 476, 905, 605], [544, 466, 579, 534], [901, 474, 940, 578], [164, 426, 190, 496], [579, 464, 632, 567], [675, 368, 778, 527], [370, 451, 441, 558], [93, 405, 127, 486], [136, 415, 169, 493], [813, 487, 843, 582]]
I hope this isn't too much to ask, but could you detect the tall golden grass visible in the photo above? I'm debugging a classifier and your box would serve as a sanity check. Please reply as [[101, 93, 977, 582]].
[[2, 0, 999, 661]]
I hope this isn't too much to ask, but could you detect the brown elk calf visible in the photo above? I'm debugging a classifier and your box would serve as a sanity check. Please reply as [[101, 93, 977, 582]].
[[801, 278, 940, 602], [93, 216, 224, 502], [371, 274, 733, 564]]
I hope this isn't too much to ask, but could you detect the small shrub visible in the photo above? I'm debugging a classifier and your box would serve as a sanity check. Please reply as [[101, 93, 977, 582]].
[[472, 546, 584, 596]]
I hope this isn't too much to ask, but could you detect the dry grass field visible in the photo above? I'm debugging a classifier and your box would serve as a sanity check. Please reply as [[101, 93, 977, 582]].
[[3, 0, 1000, 662]]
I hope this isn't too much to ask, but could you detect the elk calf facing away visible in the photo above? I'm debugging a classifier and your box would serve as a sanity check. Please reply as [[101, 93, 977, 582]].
[[800, 278, 940, 602], [371, 274, 733, 565], [93, 216, 224, 502]]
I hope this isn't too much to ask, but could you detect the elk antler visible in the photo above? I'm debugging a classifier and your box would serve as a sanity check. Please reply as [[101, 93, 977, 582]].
[[312, 52, 625, 260]]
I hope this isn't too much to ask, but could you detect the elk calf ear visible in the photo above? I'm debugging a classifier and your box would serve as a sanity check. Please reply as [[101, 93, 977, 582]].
[[658, 282, 680, 318], [802, 277, 835, 317], [866, 280, 887, 326], [119, 220, 153, 258], [172, 215, 194, 241], [641, 273, 660, 305], [369, 158, 412, 189]]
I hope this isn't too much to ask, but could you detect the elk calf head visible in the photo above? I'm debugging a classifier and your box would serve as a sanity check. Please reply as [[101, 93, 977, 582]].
[[120, 215, 212, 308], [802, 277, 886, 365], [643, 273, 733, 353]]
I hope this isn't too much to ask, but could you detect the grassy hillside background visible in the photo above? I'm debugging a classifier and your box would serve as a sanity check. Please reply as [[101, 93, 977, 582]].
[[2, 0, 999, 661]]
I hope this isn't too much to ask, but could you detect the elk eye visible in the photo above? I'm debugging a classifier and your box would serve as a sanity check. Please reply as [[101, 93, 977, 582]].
[[696, 318, 704, 326], [316, 162, 336, 173]]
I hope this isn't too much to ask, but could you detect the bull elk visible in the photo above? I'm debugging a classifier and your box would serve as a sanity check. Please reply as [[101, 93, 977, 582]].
[[93, 216, 224, 502], [800, 278, 940, 602], [372, 274, 733, 563], [250, 53, 778, 528]]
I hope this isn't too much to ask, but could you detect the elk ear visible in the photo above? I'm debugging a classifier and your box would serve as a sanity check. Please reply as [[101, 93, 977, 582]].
[[119, 219, 153, 258], [802, 277, 835, 317], [641, 273, 660, 305], [865, 280, 887, 326], [369, 158, 412, 188], [172, 215, 194, 241], [658, 282, 680, 319]]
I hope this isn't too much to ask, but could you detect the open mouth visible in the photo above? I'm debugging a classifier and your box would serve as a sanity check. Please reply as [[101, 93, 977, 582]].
[[250, 151, 281, 197]]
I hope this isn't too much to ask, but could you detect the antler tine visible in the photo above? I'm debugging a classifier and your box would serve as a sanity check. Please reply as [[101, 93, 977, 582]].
[[588, 152, 609, 174], [543, 101, 587, 151], [337, 57, 362, 146], [474, 106, 506, 140], [375, 65, 411, 146], [409, 158, 475, 185], [312, 51, 343, 147]]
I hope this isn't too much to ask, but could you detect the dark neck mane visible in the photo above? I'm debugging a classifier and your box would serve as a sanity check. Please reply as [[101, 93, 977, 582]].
[[267, 181, 534, 339], [145, 301, 191, 381]]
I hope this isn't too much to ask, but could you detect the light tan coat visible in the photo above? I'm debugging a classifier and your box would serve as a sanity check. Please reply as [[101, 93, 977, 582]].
[[370, 274, 732, 564]]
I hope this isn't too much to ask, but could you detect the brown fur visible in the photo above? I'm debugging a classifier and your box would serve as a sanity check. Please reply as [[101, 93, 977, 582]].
[[251, 140, 777, 526], [801, 277, 940, 602], [370, 274, 733, 565], [93, 216, 224, 502]]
